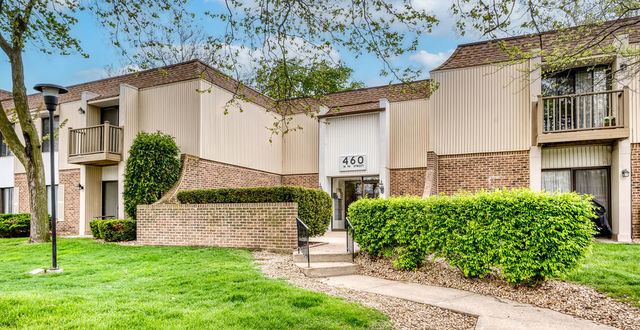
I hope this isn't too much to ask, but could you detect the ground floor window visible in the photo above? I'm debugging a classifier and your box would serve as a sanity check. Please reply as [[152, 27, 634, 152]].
[[102, 181, 118, 219], [46, 185, 58, 219], [542, 167, 610, 224], [0, 187, 13, 214]]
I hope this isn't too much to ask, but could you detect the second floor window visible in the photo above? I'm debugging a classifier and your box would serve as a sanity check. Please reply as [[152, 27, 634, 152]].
[[0, 131, 12, 157], [42, 115, 59, 153], [542, 65, 611, 96], [541, 65, 613, 131]]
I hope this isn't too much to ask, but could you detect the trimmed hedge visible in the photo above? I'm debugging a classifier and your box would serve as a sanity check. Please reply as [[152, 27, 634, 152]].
[[0, 214, 30, 238], [177, 186, 332, 237], [348, 189, 597, 285], [90, 219, 136, 242]]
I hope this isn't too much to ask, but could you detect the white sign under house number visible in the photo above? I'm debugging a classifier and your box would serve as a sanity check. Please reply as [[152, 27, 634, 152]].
[[339, 154, 367, 171]]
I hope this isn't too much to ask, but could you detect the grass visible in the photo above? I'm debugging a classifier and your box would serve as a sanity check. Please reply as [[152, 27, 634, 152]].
[[567, 242, 640, 307], [0, 238, 389, 329]]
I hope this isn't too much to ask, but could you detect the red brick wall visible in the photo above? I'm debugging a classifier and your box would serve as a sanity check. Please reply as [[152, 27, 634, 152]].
[[438, 151, 530, 195], [631, 144, 640, 239], [390, 168, 427, 196], [137, 203, 298, 251], [282, 174, 319, 189], [15, 173, 28, 213], [58, 169, 80, 235], [14, 169, 80, 236]]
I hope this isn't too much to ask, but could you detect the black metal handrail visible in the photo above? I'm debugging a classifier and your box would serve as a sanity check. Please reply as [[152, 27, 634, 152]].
[[296, 217, 310, 267], [345, 217, 355, 262]]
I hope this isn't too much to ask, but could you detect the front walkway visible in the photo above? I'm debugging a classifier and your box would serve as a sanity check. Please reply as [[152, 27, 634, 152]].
[[320, 275, 614, 330]]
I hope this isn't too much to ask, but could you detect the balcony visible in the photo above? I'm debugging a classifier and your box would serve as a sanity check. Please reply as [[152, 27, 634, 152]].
[[534, 87, 630, 145], [68, 123, 123, 166]]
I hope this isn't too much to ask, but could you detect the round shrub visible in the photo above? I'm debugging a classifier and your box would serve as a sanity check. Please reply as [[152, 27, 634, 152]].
[[97, 219, 137, 242], [348, 188, 597, 285], [124, 132, 181, 219], [176, 186, 332, 236], [89, 219, 102, 239]]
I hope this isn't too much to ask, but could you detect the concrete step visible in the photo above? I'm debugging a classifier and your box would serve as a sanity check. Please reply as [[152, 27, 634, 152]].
[[293, 252, 354, 263], [295, 262, 360, 278]]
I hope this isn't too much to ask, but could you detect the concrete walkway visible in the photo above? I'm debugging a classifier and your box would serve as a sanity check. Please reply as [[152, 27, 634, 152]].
[[320, 275, 614, 330]]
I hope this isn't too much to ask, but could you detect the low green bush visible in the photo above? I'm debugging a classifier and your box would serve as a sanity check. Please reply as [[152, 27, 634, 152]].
[[89, 220, 102, 239], [348, 189, 597, 285], [177, 186, 332, 237], [0, 213, 30, 238], [96, 219, 136, 242]]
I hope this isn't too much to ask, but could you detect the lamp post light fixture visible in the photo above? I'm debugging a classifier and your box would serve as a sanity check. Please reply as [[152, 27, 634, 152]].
[[34, 83, 68, 272]]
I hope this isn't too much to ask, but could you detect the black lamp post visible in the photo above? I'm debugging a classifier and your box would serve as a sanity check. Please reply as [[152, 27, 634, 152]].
[[34, 83, 68, 271]]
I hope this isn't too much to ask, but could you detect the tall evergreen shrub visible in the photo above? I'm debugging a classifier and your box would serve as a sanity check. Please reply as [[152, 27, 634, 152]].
[[123, 132, 181, 219]]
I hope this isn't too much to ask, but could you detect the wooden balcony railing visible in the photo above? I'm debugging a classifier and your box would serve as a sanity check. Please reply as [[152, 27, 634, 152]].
[[535, 87, 630, 144], [68, 122, 123, 165]]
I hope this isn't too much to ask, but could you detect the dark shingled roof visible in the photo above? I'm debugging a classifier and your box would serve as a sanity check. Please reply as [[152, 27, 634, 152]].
[[434, 16, 640, 72]]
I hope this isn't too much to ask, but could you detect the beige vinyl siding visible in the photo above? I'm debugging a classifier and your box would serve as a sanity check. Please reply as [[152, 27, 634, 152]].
[[14, 100, 83, 173], [282, 113, 319, 174], [541, 145, 612, 169], [58, 100, 83, 170], [389, 99, 429, 168], [430, 62, 530, 155], [84, 165, 102, 232], [138, 80, 201, 156], [199, 81, 283, 174], [120, 84, 139, 163]]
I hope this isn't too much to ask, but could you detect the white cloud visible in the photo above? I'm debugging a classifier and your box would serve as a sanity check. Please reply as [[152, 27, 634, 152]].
[[409, 49, 454, 71]]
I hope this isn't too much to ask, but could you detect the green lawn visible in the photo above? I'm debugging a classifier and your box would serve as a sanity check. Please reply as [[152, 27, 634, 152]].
[[0, 238, 388, 329], [567, 242, 640, 306]]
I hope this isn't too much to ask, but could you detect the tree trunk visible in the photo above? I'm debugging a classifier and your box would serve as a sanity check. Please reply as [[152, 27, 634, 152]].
[[6, 49, 51, 243], [26, 152, 50, 243]]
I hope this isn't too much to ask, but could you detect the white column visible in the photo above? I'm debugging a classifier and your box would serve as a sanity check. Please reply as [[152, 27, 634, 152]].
[[530, 146, 542, 191], [78, 166, 87, 235], [529, 52, 542, 191], [611, 138, 632, 242], [379, 98, 390, 198], [318, 113, 330, 194]]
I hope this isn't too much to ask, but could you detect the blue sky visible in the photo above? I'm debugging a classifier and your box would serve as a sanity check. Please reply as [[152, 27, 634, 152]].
[[0, 0, 477, 92]]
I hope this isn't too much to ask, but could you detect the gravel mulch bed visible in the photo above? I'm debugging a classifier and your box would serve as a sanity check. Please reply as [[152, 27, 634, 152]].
[[357, 253, 640, 329], [253, 251, 477, 330]]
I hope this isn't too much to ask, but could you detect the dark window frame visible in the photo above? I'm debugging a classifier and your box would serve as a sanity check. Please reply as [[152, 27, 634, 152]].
[[542, 166, 611, 224], [42, 115, 60, 153]]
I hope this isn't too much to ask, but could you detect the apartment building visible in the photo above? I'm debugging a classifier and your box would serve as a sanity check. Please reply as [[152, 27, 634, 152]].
[[2, 18, 639, 241]]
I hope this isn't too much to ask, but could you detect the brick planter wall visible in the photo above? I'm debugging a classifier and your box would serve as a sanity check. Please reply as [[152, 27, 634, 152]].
[[137, 202, 298, 251], [159, 155, 283, 202], [438, 151, 529, 195]]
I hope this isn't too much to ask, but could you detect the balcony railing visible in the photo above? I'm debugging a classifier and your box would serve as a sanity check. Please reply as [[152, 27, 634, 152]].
[[535, 87, 630, 144], [68, 122, 123, 165]]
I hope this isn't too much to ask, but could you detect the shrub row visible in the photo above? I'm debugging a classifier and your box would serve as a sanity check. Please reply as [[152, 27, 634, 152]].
[[348, 189, 597, 285], [90, 219, 137, 242], [0, 214, 30, 238], [177, 186, 332, 237]]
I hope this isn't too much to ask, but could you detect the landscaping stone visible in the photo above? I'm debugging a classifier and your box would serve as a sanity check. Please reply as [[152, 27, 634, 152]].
[[254, 250, 477, 329], [357, 253, 640, 329]]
